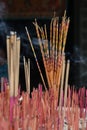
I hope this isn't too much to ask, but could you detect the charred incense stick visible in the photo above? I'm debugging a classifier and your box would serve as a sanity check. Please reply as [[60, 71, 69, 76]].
[[25, 26, 47, 91]]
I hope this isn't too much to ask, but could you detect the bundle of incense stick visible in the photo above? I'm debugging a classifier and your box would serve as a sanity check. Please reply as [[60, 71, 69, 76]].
[[25, 11, 70, 93], [0, 83, 86, 130], [23, 57, 30, 94], [6, 32, 20, 97]]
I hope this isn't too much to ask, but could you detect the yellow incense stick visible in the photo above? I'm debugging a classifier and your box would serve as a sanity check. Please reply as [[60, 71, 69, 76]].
[[44, 24, 49, 56], [28, 58, 30, 94], [40, 27, 52, 88], [24, 57, 30, 94], [13, 32, 17, 96], [52, 18, 56, 86], [64, 60, 70, 108], [14, 37, 20, 96], [50, 19, 53, 48], [10, 31, 15, 97], [59, 54, 65, 109], [63, 18, 70, 51], [25, 26, 47, 91], [24, 57, 27, 90], [59, 12, 66, 53], [6, 36, 11, 83], [53, 18, 56, 48], [55, 18, 59, 53], [62, 18, 70, 53]]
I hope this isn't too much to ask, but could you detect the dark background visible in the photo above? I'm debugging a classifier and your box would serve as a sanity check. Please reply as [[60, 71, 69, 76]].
[[0, 0, 87, 90]]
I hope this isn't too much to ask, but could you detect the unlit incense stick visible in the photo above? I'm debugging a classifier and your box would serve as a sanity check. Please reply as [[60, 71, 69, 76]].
[[25, 27, 47, 91], [24, 57, 30, 94], [6, 36, 11, 83], [14, 37, 20, 97], [64, 60, 70, 110], [59, 54, 65, 109], [10, 32, 15, 97]]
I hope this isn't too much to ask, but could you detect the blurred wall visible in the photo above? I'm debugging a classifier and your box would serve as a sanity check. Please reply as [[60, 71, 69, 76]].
[[0, 0, 66, 18]]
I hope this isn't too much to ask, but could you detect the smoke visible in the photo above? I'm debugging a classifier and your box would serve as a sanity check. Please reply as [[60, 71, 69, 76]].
[[0, 21, 8, 35], [0, 1, 9, 35], [70, 46, 87, 64], [68, 45, 87, 87]]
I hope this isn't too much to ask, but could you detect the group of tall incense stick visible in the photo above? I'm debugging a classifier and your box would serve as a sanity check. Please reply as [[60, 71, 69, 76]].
[[25, 11, 70, 103], [33, 11, 70, 91], [6, 32, 20, 97]]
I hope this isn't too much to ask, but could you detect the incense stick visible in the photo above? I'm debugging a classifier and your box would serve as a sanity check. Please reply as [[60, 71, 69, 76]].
[[24, 57, 30, 94], [59, 54, 65, 109], [10, 32, 15, 97], [28, 58, 30, 94], [14, 37, 20, 97], [25, 26, 47, 91], [24, 57, 28, 90], [62, 18, 70, 53], [13, 32, 17, 97], [6, 36, 11, 84], [1, 77, 4, 92], [64, 60, 70, 117], [40, 27, 52, 88], [50, 18, 53, 50]]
